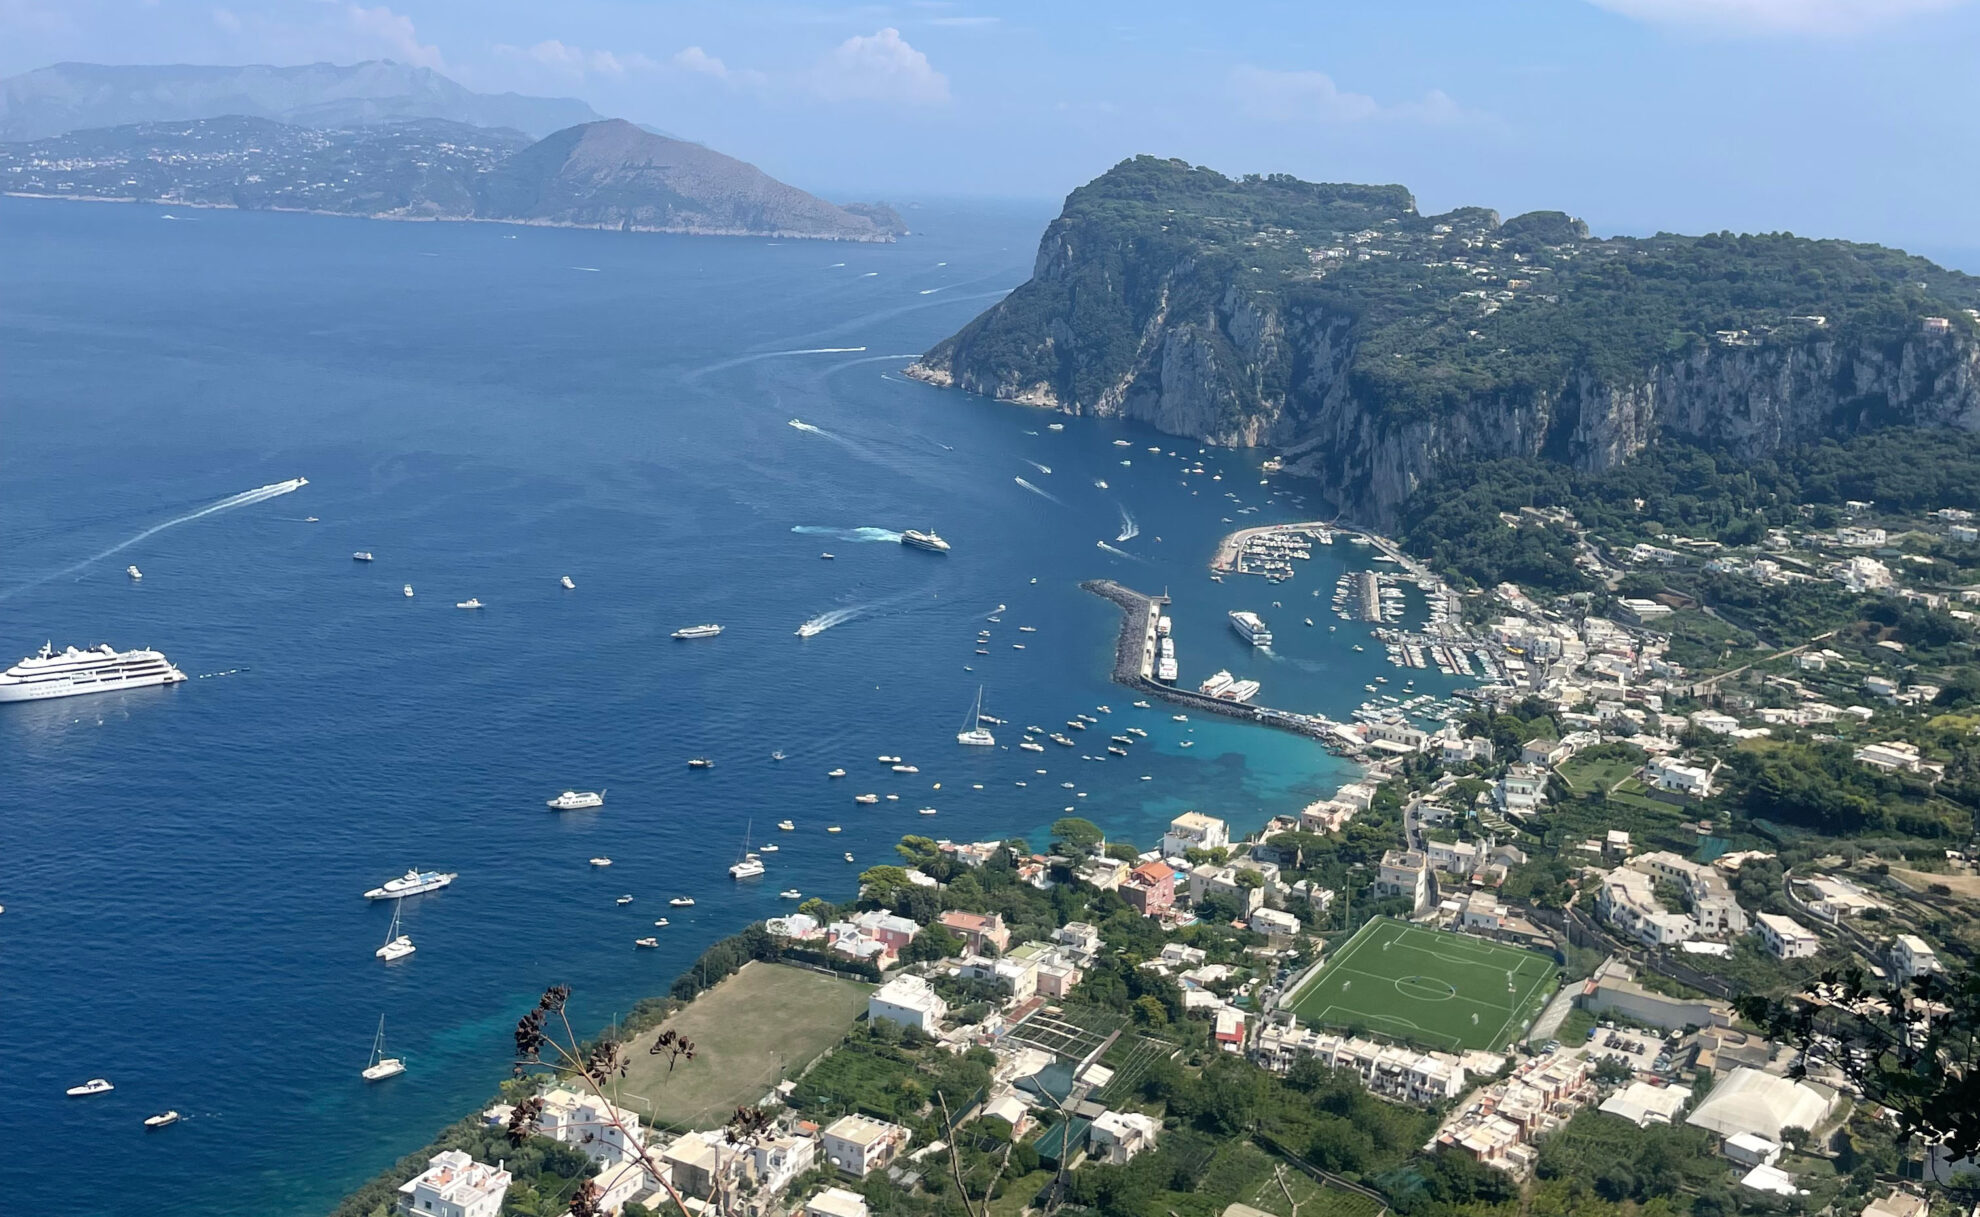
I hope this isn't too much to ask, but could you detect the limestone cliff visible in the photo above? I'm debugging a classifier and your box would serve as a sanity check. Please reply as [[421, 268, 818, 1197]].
[[910, 156, 1980, 527]]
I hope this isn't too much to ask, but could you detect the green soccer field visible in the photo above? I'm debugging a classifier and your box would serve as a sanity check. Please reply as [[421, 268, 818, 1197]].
[[1285, 918, 1559, 1052]]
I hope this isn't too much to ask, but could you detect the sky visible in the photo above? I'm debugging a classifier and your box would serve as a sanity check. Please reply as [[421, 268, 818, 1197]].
[[4, 0, 1977, 256]]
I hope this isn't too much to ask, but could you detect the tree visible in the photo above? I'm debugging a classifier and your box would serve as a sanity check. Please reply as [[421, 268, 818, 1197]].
[[1050, 817, 1104, 856], [859, 865, 912, 906], [1779, 1125, 1811, 1153], [1740, 967, 1980, 1161]]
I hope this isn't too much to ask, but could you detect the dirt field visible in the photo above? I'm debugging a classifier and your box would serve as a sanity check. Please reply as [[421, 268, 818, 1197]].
[[606, 961, 872, 1130]]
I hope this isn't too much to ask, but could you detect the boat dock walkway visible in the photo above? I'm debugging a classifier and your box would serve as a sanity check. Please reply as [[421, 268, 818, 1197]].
[[1081, 578, 1365, 757]]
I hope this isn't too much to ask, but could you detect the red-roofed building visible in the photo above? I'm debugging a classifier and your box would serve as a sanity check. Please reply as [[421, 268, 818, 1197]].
[[938, 910, 1011, 955], [1122, 862, 1175, 917]]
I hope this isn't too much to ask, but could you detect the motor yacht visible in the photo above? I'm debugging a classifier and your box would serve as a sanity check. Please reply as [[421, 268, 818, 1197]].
[[66, 1078, 114, 1097]]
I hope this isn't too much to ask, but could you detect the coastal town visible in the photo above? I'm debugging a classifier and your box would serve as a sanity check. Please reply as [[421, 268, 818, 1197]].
[[341, 493, 1980, 1217]]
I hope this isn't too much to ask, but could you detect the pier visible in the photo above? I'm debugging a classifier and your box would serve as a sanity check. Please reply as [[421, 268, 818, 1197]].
[[1081, 579, 1365, 756]]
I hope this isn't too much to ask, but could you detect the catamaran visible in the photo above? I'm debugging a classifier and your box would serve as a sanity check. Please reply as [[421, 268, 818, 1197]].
[[361, 1014, 406, 1081], [729, 820, 765, 879], [957, 686, 995, 747], [375, 905, 415, 961]]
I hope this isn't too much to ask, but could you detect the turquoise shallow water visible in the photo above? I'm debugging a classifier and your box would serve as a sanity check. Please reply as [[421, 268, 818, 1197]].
[[0, 196, 1459, 1215]]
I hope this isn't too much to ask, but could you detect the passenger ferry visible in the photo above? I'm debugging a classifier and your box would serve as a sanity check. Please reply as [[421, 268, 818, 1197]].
[[546, 790, 604, 810], [1229, 611, 1273, 647], [0, 642, 186, 703]]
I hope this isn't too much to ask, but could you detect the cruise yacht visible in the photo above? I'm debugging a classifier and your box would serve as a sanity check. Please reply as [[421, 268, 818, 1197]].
[[375, 906, 415, 961], [0, 642, 187, 703], [353, 551, 374, 562], [456, 598, 483, 610], [126, 565, 142, 580], [363, 869, 457, 900], [361, 1015, 406, 1082], [559, 576, 576, 590], [900, 529, 951, 553], [672, 624, 723, 639], [66, 1078, 114, 1097], [957, 687, 996, 746], [546, 790, 604, 810]]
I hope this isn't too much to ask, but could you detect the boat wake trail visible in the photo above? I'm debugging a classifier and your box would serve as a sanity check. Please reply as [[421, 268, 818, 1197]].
[[774, 347, 868, 355], [0, 477, 308, 601], [918, 287, 947, 295], [1013, 477, 1061, 504], [797, 605, 867, 635], [791, 525, 904, 544], [1022, 459, 1052, 475], [787, 419, 824, 434], [1116, 503, 1139, 543], [1095, 540, 1145, 563]]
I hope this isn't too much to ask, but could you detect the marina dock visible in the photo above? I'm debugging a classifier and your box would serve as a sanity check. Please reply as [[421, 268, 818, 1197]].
[[1080, 579, 1365, 756]]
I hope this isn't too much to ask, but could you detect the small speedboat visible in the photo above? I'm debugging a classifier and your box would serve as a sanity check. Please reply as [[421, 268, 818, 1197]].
[[560, 575, 576, 590], [456, 598, 483, 610], [144, 1111, 180, 1129], [653, 918, 669, 927], [877, 755, 901, 764], [781, 888, 803, 899], [891, 764, 919, 774], [855, 793, 879, 805], [669, 896, 695, 907], [1134, 700, 1150, 708], [635, 937, 659, 949], [771, 750, 786, 762], [403, 584, 414, 597], [776, 819, 795, 831], [353, 551, 374, 562], [305, 516, 318, 522], [820, 552, 835, 559], [918, 807, 938, 816], [687, 758, 713, 769], [615, 895, 633, 905], [589, 857, 612, 867], [66, 1078, 114, 1097], [759, 843, 779, 852], [828, 768, 846, 778], [843, 852, 855, 863], [126, 565, 143, 580], [826, 825, 842, 833]]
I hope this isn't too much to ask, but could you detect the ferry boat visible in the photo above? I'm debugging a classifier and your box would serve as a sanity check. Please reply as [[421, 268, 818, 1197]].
[[1229, 610, 1273, 647], [66, 1078, 114, 1097], [900, 529, 951, 553], [363, 869, 458, 900], [957, 687, 996, 747], [672, 624, 724, 639], [361, 1015, 406, 1082], [546, 790, 604, 810], [126, 565, 143, 580], [0, 642, 187, 703], [560, 576, 576, 590], [353, 551, 374, 562]]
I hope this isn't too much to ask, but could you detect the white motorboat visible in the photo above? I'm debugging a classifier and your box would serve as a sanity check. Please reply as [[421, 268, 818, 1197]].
[[352, 551, 374, 562], [456, 598, 483, 610], [826, 825, 842, 834], [376, 906, 415, 961], [780, 889, 803, 899], [66, 1078, 114, 1097], [844, 852, 855, 862], [589, 857, 612, 867], [364, 869, 457, 900], [616, 895, 634, 905], [144, 1111, 180, 1129], [560, 575, 576, 590], [547, 790, 604, 810], [403, 584, 414, 597], [776, 819, 795, 831], [918, 807, 938, 816], [635, 937, 659, 948], [672, 624, 724, 639], [877, 755, 901, 764], [687, 757, 713, 769], [361, 1014, 406, 1082], [827, 768, 847, 778], [820, 552, 835, 559], [892, 763, 919, 774], [758, 843, 779, 853], [771, 750, 786, 761], [1019, 741, 1045, 752], [669, 896, 695, 907], [126, 565, 143, 580], [855, 793, 879, 805], [652, 918, 669, 927]]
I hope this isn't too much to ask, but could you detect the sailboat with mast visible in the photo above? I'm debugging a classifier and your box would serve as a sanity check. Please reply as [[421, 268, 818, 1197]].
[[375, 905, 415, 961], [956, 686, 996, 746], [361, 1014, 406, 1081], [728, 818, 765, 880]]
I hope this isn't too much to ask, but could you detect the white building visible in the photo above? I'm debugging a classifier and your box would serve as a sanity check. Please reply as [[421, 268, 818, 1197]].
[[1853, 741, 1929, 774], [1188, 863, 1265, 915], [820, 1114, 910, 1179], [868, 974, 949, 1034], [1426, 838, 1483, 876], [1630, 852, 1750, 938], [1089, 1110, 1162, 1164], [397, 1150, 513, 1217], [1755, 913, 1820, 960], [1160, 811, 1230, 857], [1892, 934, 1942, 982], [1497, 765, 1548, 816], [1646, 756, 1714, 798], [1597, 868, 1695, 947], [1376, 849, 1433, 915], [803, 1187, 870, 1217], [1250, 907, 1300, 937]]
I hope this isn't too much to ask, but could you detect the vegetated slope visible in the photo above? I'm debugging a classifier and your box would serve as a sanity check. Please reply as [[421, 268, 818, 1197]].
[[910, 155, 1980, 527], [0, 60, 603, 141]]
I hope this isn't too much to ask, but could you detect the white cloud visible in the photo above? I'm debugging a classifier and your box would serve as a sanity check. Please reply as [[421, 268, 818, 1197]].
[[1230, 66, 1477, 125], [211, 6, 241, 33], [811, 27, 950, 104], [516, 38, 656, 78], [345, 4, 445, 71], [1584, 0, 1968, 34], [671, 46, 731, 77]]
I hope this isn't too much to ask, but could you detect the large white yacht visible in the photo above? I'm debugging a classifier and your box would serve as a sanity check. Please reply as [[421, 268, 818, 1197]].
[[546, 790, 605, 811], [672, 624, 723, 639], [363, 869, 458, 900], [0, 642, 187, 703], [900, 529, 950, 553]]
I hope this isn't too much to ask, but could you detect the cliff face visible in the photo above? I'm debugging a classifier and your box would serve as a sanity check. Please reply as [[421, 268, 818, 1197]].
[[910, 156, 1980, 527]]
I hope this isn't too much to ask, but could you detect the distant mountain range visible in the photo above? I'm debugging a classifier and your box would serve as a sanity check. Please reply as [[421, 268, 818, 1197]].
[[0, 115, 908, 242], [0, 61, 604, 141]]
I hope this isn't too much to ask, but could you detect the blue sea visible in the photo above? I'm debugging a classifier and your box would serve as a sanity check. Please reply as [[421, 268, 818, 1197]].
[[0, 196, 1462, 1215]]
